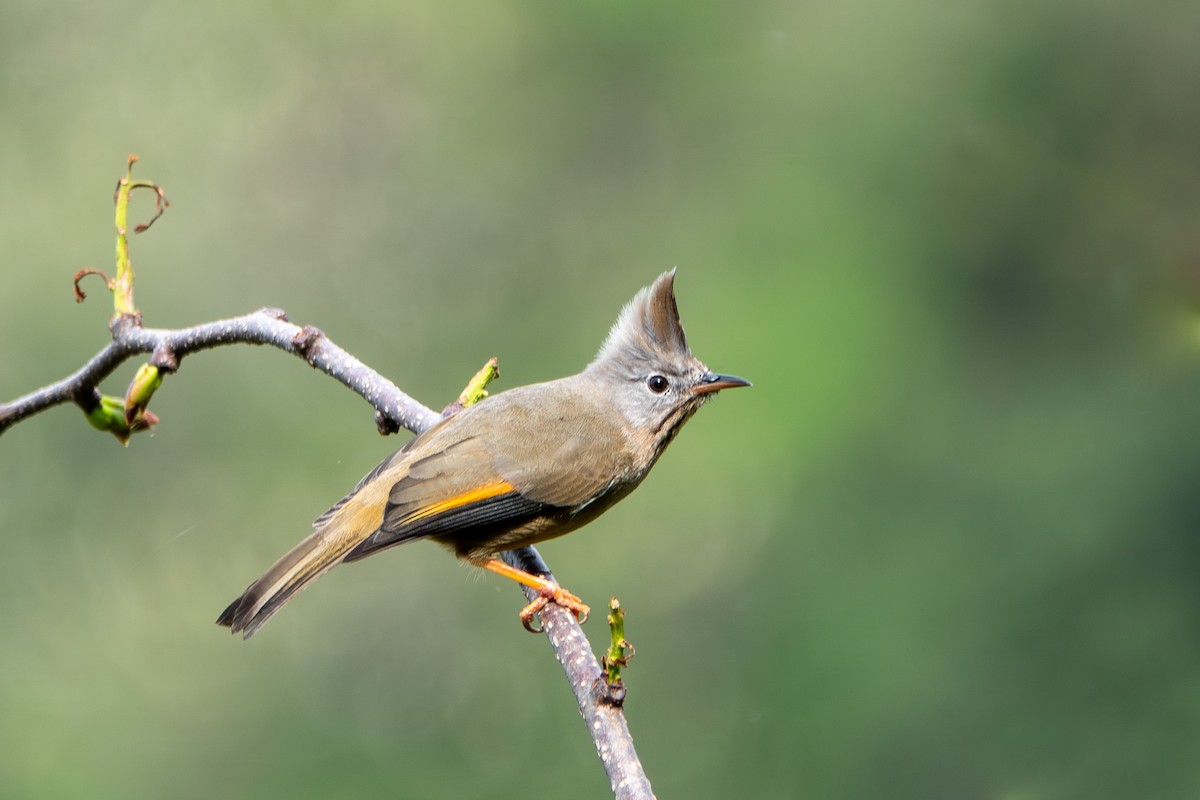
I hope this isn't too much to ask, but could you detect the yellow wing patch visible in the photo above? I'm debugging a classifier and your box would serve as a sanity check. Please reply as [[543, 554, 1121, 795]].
[[400, 479, 516, 525]]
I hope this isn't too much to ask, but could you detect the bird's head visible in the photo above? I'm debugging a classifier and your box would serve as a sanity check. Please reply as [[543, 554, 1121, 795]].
[[586, 270, 750, 448]]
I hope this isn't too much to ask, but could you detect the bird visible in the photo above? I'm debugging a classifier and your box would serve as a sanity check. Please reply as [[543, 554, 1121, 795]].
[[217, 270, 749, 638]]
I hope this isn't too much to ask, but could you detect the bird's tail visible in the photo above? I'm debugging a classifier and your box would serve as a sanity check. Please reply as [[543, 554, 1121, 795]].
[[216, 521, 367, 639]]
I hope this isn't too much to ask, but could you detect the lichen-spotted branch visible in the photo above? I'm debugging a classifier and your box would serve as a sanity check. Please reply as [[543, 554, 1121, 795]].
[[0, 309, 441, 437]]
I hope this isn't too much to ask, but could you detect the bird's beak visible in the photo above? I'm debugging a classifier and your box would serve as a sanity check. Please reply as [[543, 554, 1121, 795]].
[[693, 372, 752, 396]]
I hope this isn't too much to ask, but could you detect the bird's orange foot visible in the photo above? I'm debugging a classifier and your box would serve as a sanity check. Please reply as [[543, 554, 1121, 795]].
[[519, 586, 590, 633], [478, 557, 591, 633]]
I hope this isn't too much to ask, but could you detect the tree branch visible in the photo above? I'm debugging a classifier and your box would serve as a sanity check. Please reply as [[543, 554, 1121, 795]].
[[0, 310, 440, 436]]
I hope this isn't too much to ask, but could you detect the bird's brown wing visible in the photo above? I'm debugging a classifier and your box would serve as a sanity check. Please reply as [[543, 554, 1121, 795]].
[[342, 387, 635, 561], [342, 435, 554, 561], [487, 409, 635, 507], [310, 447, 405, 529], [473, 381, 638, 507]]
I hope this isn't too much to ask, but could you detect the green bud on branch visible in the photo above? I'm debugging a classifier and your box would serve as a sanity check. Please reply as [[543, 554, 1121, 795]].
[[83, 393, 159, 446], [124, 363, 164, 425], [443, 357, 500, 415]]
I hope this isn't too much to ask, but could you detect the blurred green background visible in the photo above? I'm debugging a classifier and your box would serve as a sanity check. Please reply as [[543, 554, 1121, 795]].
[[3, 1, 1199, 797]]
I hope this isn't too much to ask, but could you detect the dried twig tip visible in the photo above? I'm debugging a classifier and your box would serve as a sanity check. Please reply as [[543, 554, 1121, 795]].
[[72, 268, 112, 303]]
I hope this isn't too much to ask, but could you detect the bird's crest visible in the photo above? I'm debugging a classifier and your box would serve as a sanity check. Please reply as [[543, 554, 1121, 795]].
[[592, 270, 691, 369]]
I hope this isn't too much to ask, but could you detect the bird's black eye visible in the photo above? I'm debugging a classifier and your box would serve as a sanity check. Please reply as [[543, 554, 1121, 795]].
[[647, 374, 670, 394]]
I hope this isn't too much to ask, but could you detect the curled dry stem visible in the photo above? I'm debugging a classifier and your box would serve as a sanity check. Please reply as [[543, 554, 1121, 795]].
[[73, 268, 113, 303]]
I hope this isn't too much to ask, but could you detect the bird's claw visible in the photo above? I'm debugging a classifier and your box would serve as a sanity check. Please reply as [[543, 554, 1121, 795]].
[[519, 586, 590, 633]]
